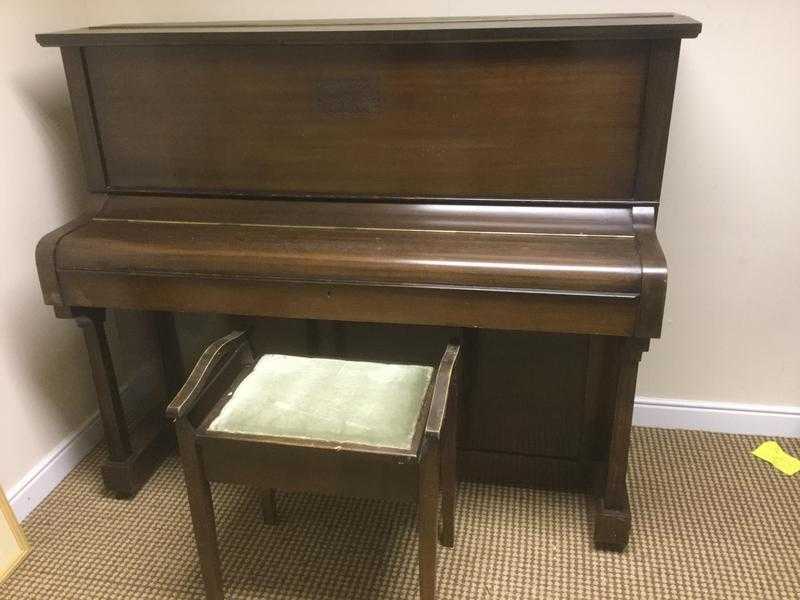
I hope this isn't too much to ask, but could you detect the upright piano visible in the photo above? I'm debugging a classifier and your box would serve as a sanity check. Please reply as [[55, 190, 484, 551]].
[[35, 14, 701, 549]]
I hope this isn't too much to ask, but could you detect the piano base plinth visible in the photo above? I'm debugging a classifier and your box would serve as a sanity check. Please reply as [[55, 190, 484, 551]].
[[459, 449, 592, 492], [100, 412, 173, 498]]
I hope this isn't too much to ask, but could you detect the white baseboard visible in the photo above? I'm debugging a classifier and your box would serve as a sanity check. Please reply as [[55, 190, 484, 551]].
[[6, 396, 798, 522], [7, 363, 158, 522], [633, 396, 800, 438], [8, 412, 104, 522]]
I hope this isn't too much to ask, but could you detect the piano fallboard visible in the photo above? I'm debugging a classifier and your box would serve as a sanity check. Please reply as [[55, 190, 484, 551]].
[[38, 195, 661, 336]]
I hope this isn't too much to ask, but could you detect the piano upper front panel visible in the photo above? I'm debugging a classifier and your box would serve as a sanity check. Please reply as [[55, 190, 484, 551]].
[[84, 40, 647, 200]]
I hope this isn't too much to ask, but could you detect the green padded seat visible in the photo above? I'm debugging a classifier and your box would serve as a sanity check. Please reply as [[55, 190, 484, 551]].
[[208, 354, 434, 450]]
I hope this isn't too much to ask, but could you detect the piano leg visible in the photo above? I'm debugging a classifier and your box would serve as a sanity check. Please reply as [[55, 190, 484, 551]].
[[72, 307, 176, 497], [593, 337, 648, 550], [75, 308, 131, 462]]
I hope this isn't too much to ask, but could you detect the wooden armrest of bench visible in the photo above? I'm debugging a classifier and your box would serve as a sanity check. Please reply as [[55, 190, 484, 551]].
[[166, 330, 251, 421], [424, 342, 461, 440]]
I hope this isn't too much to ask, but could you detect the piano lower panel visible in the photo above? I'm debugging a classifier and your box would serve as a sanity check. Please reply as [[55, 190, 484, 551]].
[[459, 451, 592, 491], [57, 270, 638, 336]]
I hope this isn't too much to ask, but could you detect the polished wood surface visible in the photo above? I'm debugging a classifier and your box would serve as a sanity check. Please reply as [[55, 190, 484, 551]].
[[57, 203, 642, 293], [37, 13, 701, 47], [70, 307, 175, 497], [54, 271, 640, 336], [43, 198, 652, 337], [83, 41, 646, 199], [96, 195, 639, 232], [75, 308, 130, 461], [466, 331, 589, 459], [35, 14, 700, 550]]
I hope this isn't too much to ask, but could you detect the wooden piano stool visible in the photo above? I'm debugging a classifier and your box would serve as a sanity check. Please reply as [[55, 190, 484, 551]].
[[167, 331, 461, 600]]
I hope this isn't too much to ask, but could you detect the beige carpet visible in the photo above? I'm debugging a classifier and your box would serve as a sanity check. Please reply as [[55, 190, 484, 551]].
[[2, 428, 798, 599]]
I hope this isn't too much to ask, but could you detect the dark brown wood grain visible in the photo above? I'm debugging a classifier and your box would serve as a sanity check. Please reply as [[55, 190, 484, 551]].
[[96, 195, 640, 232], [72, 307, 174, 497], [75, 308, 130, 461], [55, 271, 639, 337], [56, 213, 642, 294], [37, 14, 701, 47], [34, 194, 106, 306], [633, 206, 668, 338], [464, 331, 589, 458], [59, 48, 106, 191], [418, 441, 439, 600], [83, 41, 646, 200], [634, 39, 682, 202], [45, 201, 645, 337], [153, 311, 184, 397], [459, 450, 590, 491], [175, 417, 224, 599], [593, 336, 648, 549]]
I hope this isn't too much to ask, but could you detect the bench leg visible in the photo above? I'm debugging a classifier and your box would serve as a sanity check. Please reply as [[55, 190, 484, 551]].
[[176, 420, 224, 600], [418, 445, 440, 600], [439, 394, 457, 548], [260, 489, 278, 525]]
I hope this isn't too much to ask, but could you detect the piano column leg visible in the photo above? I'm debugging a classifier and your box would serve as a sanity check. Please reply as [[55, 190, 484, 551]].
[[76, 308, 131, 464], [593, 337, 649, 550], [74, 308, 175, 497]]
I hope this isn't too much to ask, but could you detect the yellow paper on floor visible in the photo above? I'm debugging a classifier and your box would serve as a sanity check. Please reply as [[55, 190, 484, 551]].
[[752, 441, 800, 476]]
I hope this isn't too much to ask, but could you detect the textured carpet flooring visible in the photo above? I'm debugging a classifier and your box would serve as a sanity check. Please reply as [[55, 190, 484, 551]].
[[2, 428, 798, 599]]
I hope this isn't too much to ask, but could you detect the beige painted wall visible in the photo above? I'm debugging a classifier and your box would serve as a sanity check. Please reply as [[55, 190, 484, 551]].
[[2, 1, 798, 495], [0, 1, 95, 495]]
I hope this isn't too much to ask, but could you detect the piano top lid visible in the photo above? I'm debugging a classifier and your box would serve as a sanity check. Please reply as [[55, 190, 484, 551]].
[[36, 13, 701, 47]]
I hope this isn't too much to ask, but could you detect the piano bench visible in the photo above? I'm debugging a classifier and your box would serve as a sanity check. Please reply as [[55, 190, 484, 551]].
[[166, 330, 461, 600]]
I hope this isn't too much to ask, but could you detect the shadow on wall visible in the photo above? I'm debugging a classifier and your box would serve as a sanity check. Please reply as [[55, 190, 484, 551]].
[[10, 59, 86, 215], [7, 60, 182, 441], [1, 59, 95, 458]]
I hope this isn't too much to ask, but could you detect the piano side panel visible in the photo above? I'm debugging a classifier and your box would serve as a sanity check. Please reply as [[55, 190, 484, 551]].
[[83, 40, 647, 200]]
